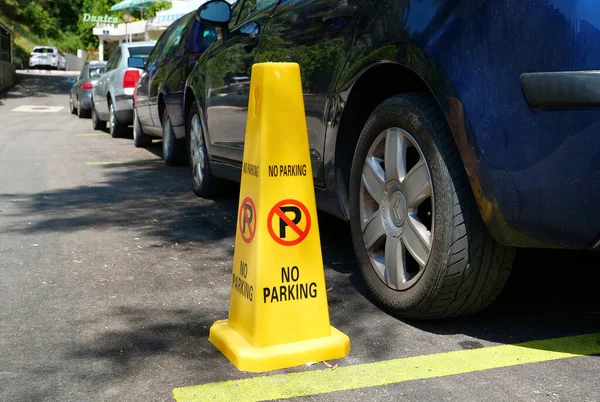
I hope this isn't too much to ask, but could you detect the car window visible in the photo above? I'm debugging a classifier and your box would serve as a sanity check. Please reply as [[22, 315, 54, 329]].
[[146, 21, 180, 67], [106, 48, 121, 71], [229, 0, 246, 29], [159, 19, 188, 62], [189, 21, 218, 53], [236, 0, 278, 24], [33, 47, 54, 53], [88, 66, 105, 78], [128, 46, 154, 64]]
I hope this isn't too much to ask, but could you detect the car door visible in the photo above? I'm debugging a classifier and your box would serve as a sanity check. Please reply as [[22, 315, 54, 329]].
[[204, 0, 280, 163], [149, 18, 190, 128], [255, 0, 363, 186]]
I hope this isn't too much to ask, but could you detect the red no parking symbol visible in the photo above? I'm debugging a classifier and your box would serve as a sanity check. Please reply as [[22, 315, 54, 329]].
[[238, 197, 256, 244], [267, 199, 311, 246]]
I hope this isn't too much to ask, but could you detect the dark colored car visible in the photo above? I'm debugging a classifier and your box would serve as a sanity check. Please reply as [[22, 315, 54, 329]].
[[131, 10, 218, 166], [69, 62, 107, 118], [184, 0, 600, 320]]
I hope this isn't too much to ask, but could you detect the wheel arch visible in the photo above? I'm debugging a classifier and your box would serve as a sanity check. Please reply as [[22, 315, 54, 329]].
[[334, 62, 449, 213]]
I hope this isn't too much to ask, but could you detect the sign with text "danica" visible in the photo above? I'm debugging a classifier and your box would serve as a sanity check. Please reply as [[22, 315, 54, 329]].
[[82, 13, 120, 23]]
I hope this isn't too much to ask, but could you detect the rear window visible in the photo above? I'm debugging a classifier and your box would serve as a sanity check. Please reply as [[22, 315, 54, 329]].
[[33, 48, 54, 53], [88, 67, 105, 78], [127, 46, 154, 62]]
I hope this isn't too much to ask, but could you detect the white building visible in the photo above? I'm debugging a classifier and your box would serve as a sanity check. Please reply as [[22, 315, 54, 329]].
[[92, 0, 210, 61]]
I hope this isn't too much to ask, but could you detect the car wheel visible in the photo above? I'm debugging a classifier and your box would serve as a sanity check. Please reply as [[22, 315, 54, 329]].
[[91, 101, 106, 131], [133, 108, 152, 148], [349, 93, 515, 320], [188, 101, 219, 197], [162, 108, 187, 166], [69, 94, 77, 115], [109, 101, 127, 138]]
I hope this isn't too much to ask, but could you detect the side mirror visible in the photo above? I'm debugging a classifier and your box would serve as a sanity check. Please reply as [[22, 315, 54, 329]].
[[128, 56, 145, 69], [196, 0, 231, 24]]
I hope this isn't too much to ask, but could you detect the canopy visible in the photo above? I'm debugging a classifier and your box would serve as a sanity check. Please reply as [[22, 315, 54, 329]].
[[110, 0, 171, 12], [155, 0, 208, 26]]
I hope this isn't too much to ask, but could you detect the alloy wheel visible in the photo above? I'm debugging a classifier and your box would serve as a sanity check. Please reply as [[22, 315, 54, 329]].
[[359, 127, 434, 291], [190, 114, 205, 185], [109, 104, 114, 131], [163, 117, 172, 158]]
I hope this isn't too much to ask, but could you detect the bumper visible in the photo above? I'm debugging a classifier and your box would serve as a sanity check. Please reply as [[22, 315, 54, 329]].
[[30, 60, 59, 68], [79, 92, 93, 109], [114, 94, 134, 125]]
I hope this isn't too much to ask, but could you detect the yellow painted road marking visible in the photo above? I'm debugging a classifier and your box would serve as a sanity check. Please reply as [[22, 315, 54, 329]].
[[75, 133, 107, 136], [86, 159, 161, 165], [173, 332, 600, 402]]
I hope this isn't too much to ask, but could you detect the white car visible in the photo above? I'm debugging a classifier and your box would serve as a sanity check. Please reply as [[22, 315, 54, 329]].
[[29, 46, 68, 70]]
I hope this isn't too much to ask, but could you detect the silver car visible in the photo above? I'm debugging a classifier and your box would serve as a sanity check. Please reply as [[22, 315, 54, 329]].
[[91, 41, 156, 137], [69, 62, 107, 118], [29, 46, 68, 70]]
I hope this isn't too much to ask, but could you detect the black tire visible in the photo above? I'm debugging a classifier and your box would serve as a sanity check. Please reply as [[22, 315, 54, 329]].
[[133, 108, 152, 148], [187, 101, 219, 197], [109, 100, 127, 138], [77, 98, 90, 118], [162, 107, 187, 166], [349, 93, 515, 320], [69, 94, 77, 115], [91, 101, 106, 131]]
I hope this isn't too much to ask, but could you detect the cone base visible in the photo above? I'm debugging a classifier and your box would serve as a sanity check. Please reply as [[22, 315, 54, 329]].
[[208, 319, 350, 373]]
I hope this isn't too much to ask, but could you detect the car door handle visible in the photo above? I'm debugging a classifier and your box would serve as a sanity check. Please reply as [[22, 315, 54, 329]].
[[323, 5, 357, 23]]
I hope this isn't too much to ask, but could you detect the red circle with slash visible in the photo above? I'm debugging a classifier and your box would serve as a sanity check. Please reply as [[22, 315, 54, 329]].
[[267, 199, 311, 246]]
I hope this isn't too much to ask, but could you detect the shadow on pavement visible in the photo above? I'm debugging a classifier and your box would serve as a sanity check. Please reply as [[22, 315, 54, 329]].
[[0, 73, 71, 100], [0, 162, 239, 246]]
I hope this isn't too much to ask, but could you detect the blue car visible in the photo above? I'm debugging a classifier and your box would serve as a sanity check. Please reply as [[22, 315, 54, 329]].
[[184, 0, 600, 320]]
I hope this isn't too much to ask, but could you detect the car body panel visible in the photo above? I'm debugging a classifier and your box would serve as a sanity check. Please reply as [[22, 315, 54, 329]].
[[186, 0, 600, 250], [92, 41, 156, 124]]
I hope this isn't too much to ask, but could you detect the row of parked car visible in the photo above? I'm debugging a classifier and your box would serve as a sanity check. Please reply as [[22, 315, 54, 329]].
[[68, 0, 600, 321]]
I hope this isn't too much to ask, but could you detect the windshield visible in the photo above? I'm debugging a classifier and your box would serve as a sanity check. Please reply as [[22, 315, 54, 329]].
[[128, 46, 154, 62]]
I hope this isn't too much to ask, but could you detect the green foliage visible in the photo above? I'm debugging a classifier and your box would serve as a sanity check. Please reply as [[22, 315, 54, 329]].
[[144, 1, 172, 19]]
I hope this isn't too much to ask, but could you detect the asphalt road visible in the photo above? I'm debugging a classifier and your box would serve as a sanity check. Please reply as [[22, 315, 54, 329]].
[[1, 73, 599, 402]]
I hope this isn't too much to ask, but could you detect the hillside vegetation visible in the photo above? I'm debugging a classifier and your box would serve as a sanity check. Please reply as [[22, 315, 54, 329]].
[[0, 0, 169, 61]]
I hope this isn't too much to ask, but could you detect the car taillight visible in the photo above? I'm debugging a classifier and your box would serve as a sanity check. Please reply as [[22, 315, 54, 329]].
[[52, 54, 56, 58], [123, 69, 141, 89], [82, 80, 93, 90]]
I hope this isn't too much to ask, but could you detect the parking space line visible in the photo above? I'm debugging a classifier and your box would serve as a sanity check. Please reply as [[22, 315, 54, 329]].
[[85, 159, 161, 165], [172, 332, 600, 402], [75, 133, 107, 136]]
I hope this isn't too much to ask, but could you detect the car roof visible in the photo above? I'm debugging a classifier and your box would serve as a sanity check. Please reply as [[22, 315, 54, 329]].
[[119, 41, 156, 49], [86, 63, 106, 70]]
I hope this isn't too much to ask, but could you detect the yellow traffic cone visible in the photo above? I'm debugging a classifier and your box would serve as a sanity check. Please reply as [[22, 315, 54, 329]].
[[208, 62, 350, 373]]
